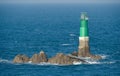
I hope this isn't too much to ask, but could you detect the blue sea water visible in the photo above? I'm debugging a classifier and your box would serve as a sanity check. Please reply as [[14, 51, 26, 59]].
[[0, 3, 120, 76]]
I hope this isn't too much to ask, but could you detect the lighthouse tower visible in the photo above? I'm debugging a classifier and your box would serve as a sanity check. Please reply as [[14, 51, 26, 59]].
[[78, 13, 91, 57]]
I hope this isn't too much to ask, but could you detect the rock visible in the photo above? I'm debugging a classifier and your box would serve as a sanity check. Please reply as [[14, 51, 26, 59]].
[[13, 50, 101, 64], [30, 51, 48, 63], [90, 55, 102, 60], [48, 53, 84, 65], [71, 51, 78, 56], [39, 51, 48, 62], [30, 54, 40, 63], [13, 54, 29, 63]]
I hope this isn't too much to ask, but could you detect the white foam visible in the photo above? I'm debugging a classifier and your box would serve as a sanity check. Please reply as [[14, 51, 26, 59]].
[[69, 34, 76, 36], [99, 54, 109, 59], [28, 61, 32, 63], [34, 62, 52, 65], [84, 60, 116, 65], [102, 61, 116, 64], [61, 44, 71, 46], [0, 58, 12, 63], [86, 61, 101, 64], [25, 62, 59, 66], [33, 61, 116, 65], [73, 61, 82, 65], [73, 61, 101, 65]]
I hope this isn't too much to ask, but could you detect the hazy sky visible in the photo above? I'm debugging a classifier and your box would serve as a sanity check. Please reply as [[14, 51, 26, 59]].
[[0, 0, 120, 4]]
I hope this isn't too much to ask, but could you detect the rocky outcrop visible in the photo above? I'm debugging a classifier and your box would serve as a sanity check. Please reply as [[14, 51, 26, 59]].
[[13, 54, 29, 63], [30, 51, 48, 63], [13, 51, 48, 63], [13, 50, 101, 64], [48, 53, 85, 65]]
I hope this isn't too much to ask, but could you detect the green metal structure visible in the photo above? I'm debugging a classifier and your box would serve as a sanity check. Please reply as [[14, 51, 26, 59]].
[[80, 13, 89, 37]]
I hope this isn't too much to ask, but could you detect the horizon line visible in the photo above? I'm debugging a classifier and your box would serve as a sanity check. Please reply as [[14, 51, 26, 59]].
[[0, 1, 120, 4]]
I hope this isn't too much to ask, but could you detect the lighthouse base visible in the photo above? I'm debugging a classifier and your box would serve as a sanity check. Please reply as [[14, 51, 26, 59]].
[[78, 37, 101, 60], [78, 37, 91, 57]]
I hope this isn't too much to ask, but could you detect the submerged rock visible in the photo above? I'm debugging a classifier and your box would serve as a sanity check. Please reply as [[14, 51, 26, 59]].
[[48, 53, 84, 65], [30, 51, 48, 63], [13, 54, 29, 63]]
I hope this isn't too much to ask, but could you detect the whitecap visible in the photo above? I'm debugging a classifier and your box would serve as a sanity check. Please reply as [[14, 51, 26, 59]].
[[86, 61, 101, 64], [61, 44, 71, 46], [84, 60, 116, 65], [0, 58, 12, 64], [69, 34, 76, 36], [102, 61, 116, 64], [99, 54, 109, 59]]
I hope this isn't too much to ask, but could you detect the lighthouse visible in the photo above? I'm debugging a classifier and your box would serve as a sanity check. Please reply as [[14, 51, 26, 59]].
[[78, 13, 91, 57]]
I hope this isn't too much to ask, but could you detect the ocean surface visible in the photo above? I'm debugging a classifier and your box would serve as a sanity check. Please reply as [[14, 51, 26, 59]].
[[0, 3, 120, 76]]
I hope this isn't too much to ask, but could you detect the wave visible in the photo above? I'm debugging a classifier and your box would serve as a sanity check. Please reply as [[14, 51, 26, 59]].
[[73, 61, 116, 65], [100, 54, 109, 59], [69, 34, 76, 37], [61, 44, 72, 46], [0, 58, 12, 64]]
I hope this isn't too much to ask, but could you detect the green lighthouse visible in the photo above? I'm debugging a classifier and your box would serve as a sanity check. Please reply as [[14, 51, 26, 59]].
[[80, 13, 89, 37], [78, 13, 90, 57], [77, 13, 102, 60]]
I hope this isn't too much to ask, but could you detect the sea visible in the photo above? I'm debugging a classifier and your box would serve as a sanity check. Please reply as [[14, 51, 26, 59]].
[[0, 3, 120, 76]]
